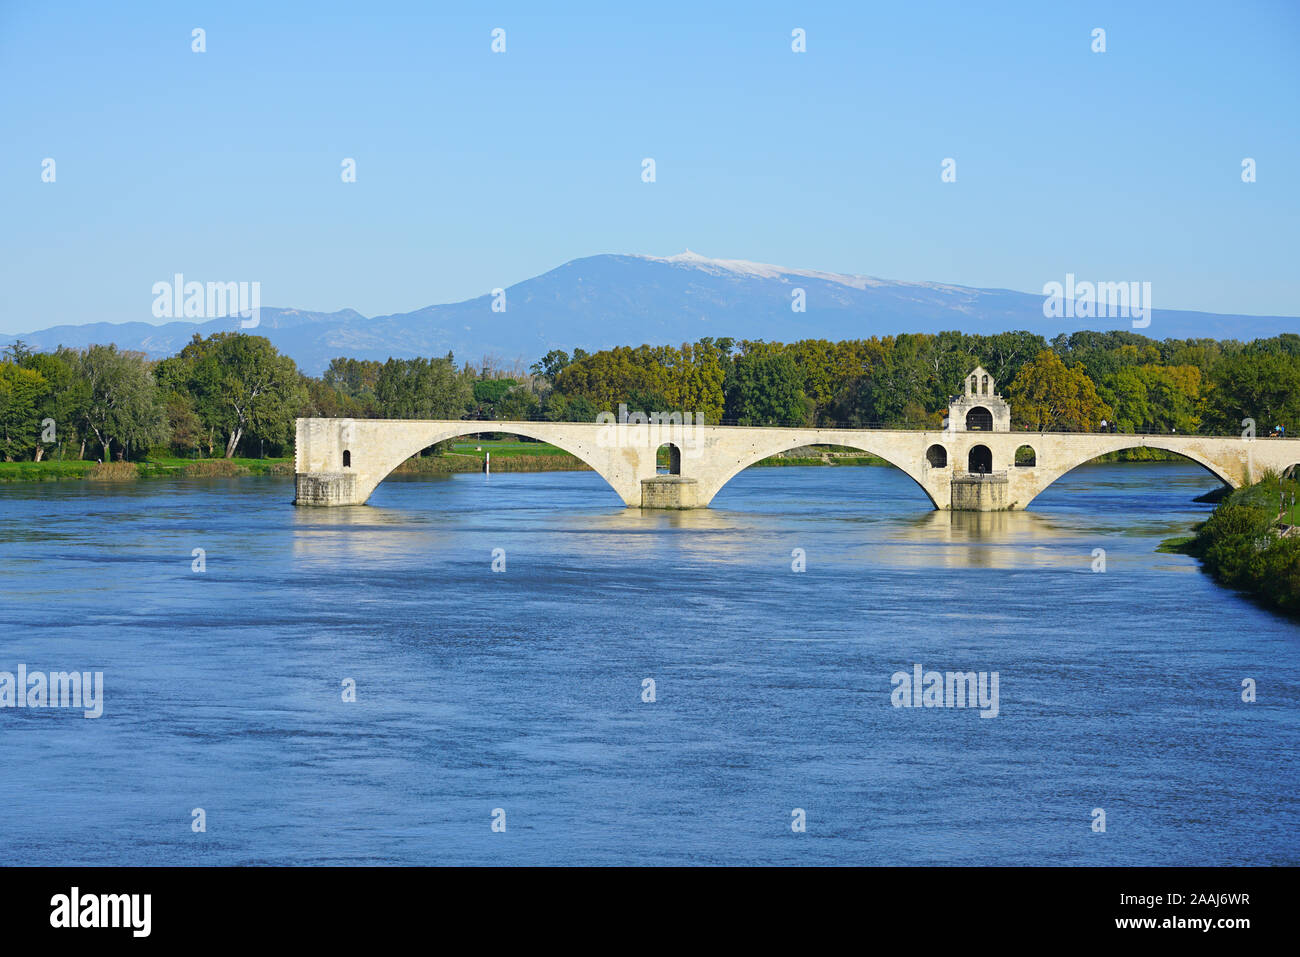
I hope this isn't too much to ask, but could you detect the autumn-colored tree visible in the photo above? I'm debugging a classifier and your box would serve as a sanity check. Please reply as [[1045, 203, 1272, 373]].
[[1005, 350, 1111, 432]]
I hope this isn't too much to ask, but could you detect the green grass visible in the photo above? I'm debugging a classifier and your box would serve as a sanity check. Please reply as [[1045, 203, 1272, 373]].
[[0, 456, 292, 482], [1156, 535, 1197, 554], [448, 439, 569, 457], [0, 459, 98, 482]]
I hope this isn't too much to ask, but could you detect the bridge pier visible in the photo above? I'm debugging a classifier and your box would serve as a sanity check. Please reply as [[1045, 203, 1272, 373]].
[[950, 473, 1010, 511], [641, 476, 700, 509], [295, 471, 357, 506]]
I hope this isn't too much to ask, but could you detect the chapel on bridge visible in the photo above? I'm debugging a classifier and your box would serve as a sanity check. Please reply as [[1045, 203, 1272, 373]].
[[944, 366, 1011, 433]]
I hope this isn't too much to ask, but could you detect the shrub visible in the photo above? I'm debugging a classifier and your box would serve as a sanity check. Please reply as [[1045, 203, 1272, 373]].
[[85, 461, 139, 481], [180, 460, 249, 477]]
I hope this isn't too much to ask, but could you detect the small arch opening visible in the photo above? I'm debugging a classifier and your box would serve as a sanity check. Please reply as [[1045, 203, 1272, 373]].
[[968, 445, 992, 474], [657, 443, 681, 475], [981, 374, 989, 395], [926, 444, 948, 468], [965, 406, 993, 431], [1015, 445, 1036, 467], [342, 450, 352, 468]]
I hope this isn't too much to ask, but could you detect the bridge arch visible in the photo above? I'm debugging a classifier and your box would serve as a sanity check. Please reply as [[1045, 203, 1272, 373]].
[[966, 407, 993, 431], [351, 421, 639, 506], [700, 434, 940, 509], [658, 442, 682, 475], [1020, 437, 1238, 509]]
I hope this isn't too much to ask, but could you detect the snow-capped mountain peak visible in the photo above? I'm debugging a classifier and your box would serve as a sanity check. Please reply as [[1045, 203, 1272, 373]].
[[643, 250, 895, 290]]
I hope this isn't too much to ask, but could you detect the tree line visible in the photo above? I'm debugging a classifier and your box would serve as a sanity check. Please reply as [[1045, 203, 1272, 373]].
[[532, 330, 1300, 434], [1, 328, 1298, 462]]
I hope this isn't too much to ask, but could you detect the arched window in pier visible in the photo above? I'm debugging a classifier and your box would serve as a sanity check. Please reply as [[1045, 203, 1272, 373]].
[[1015, 445, 1036, 467], [926, 444, 948, 468], [657, 443, 681, 475], [342, 450, 352, 468], [968, 445, 992, 474], [965, 407, 993, 431]]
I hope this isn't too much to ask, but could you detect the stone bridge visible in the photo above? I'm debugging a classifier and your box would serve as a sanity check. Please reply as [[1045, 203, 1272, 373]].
[[293, 416, 1300, 512]]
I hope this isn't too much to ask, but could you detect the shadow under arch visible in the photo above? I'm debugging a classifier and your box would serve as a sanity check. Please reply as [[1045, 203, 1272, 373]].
[[363, 423, 625, 505], [705, 439, 939, 509], [1022, 439, 1235, 509]]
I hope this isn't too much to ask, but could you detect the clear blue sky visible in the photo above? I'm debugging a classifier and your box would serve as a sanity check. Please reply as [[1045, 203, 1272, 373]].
[[1, 0, 1297, 334]]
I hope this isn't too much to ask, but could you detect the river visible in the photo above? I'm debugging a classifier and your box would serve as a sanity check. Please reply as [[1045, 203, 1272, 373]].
[[0, 461, 1296, 865]]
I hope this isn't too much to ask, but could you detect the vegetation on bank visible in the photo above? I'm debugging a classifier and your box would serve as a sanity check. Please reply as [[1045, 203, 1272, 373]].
[[1170, 473, 1300, 616], [0, 456, 293, 483]]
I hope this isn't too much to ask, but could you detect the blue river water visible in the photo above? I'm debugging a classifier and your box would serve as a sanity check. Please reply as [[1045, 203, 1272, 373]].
[[0, 461, 1296, 865]]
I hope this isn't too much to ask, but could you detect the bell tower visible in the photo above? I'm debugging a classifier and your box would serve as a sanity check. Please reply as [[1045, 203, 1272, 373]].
[[946, 365, 1011, 432]]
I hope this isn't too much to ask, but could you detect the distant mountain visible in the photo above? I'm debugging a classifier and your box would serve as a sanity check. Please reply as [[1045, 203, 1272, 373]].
[[3, 252, 1296, 375]]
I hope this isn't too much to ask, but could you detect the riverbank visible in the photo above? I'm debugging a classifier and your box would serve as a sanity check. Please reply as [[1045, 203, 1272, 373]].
[[1163, 473, 1300, 616], [0, 457, 295, 482]]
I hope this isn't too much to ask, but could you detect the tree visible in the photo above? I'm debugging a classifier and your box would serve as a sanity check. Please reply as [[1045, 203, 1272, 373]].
[[165, 392, 204, 455], [529, 349, 572, 381], [17, 351, 86, 460], [471, 378, 519, 418], [553, 345, 671, 414], [1005, 350, 1111, 432], [76, 345, 166, 460], [1205, 351, 1300, 434], [2, 340, 33, 365], [495, 386, 540, 421], [185, 334, 308, 458], [725, 351, 809, 426], [373, 354, 473, 420], [544, 393, 599, 423], [323, 357, 383, 411], [828, 336, 930, 428], [0, 363, 46, 461]]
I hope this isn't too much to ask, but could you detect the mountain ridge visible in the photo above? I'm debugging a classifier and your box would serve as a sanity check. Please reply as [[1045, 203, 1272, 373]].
[[3, 253, 1295, 375]]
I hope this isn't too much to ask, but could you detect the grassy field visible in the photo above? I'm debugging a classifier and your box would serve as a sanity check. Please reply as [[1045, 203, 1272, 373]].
[[0, 456, 293, 482], [446, 439, 581, 459]]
